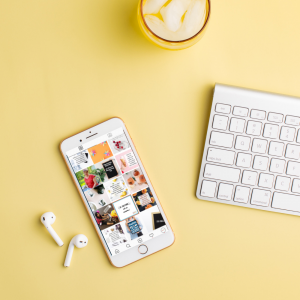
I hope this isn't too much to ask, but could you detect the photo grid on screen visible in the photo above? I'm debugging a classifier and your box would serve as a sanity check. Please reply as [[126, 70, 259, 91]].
[[67, 129, 167, 255]]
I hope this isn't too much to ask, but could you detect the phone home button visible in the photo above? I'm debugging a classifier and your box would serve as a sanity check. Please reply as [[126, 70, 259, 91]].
[[138, 244, 148, 255]]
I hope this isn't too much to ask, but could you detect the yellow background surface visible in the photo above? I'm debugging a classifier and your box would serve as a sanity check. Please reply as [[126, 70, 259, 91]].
[[1, 0, 300, 299]]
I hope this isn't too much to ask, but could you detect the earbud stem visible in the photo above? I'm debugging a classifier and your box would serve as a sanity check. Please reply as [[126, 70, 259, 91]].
[[64, 242, 74, 267], [47, 226, 64, 247]]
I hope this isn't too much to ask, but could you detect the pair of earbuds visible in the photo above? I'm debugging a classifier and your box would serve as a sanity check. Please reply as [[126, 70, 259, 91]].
[[41, 212, 88, 267]]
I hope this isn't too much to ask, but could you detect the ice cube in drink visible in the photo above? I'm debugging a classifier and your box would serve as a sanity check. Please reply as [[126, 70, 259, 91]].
[[141, 0, 209, 44]]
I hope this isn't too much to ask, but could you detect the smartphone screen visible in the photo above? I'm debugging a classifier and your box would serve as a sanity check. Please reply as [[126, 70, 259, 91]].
[[65, 127, 168, 256]]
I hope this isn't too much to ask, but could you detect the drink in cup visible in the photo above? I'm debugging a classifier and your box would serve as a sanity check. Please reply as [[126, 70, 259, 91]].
[[133, 169, 140, 177], [127, 177, 135, 187], [137, 0, 211, 50], [136, 174, 146, 185]]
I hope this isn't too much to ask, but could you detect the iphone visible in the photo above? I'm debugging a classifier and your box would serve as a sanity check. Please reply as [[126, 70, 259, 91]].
[[60, 118, 175, 267]]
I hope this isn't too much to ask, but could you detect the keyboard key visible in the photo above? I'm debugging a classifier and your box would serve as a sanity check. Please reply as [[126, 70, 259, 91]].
[[242, 170, 257, 186], [287, 161, 300, 177], [258, 173, 274, 189], [263, 123, 279, 139], [217, 183, 234, 201], [246, 121, 262, 136], [297, 129, 300, 144], [275, 176, 291, 191], [270, 158, 286, 174], [236, 153, 252, 168], [251, 189, 271, 207], [235, 135, 251, 151], [268, 141, 284, 157], [212, 115, 229, 130], [250, 109, 266, 120], [252, 138, 268, 154], [285, 115, 300, 126], [200, 180, 217, 198], [280, 126, 296, 142], [268, 112, 283, 123], [253, 156, 269, 171], [292, 179, 300, 194], [229, 118, 245, 133], [215, 103, 231, 114], [209, 131, 234, 148], [204, 164, 240, 183], [206, 148, 235, 165], [234, 186, 250, 203], [285, 144, 300, 160], [272, 192, 300, 212], [233, 106, 248, 117]]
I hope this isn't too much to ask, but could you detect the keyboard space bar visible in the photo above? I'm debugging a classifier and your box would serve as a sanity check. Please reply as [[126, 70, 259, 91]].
[[204, 164, 240, 183], [272, 192, 300, 213]]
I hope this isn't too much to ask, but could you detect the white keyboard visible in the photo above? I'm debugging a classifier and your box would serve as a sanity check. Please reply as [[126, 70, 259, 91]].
[[196, 84, 300, 216]]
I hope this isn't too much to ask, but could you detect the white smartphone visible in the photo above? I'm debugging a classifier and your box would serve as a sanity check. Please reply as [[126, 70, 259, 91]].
[[60, 117, 175, 267]]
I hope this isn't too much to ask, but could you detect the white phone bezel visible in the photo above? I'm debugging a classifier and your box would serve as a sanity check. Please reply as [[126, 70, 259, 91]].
[[60, 117, 175, 267]]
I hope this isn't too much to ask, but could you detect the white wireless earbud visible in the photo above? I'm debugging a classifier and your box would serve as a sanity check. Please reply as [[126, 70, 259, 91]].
[[40, 212, 64, 247], [64, 234, 88, 267]]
